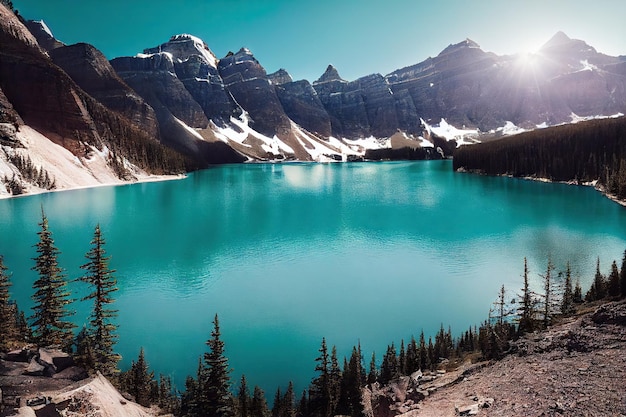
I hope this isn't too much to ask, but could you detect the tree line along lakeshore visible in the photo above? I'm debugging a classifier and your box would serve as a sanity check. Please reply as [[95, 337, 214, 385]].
[[1, 210, 626, 417]]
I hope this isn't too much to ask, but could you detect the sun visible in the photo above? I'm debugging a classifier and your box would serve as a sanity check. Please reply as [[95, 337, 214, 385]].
[[517, 51, 541, 68]]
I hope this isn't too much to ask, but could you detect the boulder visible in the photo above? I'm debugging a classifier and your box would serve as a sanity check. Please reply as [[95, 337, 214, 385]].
[[456, 403, 479, 415], [23, 358, 45, 376], [362, 376, 427, 417], [38, 348, 74, 375], [51, 366, 89, 381], [5, 348, 30, 362], [592, 302, 626, 326]]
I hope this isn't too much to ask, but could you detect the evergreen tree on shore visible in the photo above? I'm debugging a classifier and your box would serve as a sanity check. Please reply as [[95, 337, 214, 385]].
[[573, 279, 583, 303], [120, 347, 155, 407], [517, 258, 535, 334], [282, 381, 296, 417], [237, 375, 250, 417], [367, 352, 377, 384], [607, 260, 620, 297], [30, 209, 75, 349], [621, 250, 626, 298], [272, 388, 282, 417], [78, 224, 120, 375], [309, 337, 331, 417], [202, 314, 234, 417], [250, 385, 270, 417], [586, 257, 607, 301], [379, 343, 398, 384], [0, 255, 14, 350], [540, 258, 557, 328], [561, 262, 575, 316]]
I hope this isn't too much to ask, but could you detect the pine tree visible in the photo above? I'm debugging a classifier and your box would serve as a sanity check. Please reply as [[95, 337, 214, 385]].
[[237, 375, 250, 417], [573, 278, 583, 303], [405, 336, 418, 374], [203, 314, 234, 417], [328, 346, 341, 414], [309, 337, 331, 417], [0, 255, 14, 350], [560, 262, 575, 316], [607, 260, 620, 297], [398, 340, 406, 375], [586, 257, 606, 301], [30, 209, 75, 349], [272, 388, 282, 417], [367, 352, 377, 384], [379, 343, 398, 384], [297, 390, 308, 417], [74, 326, 96, 370], [427, 337, 435, 370], [250, 386, 270, 417], [181, 372, 200, 417], [158, 374, 178, 413], [620, 249, 626, 298], [345, 346, 364, 416], [15, 307, 31, 341], [282, 381, 296, 417], [121, 347, 154, 407], [418, 331, 429, 371], [78, 224, 120, 375], [540, 258, 557, 328], [517, 258, 536, 334]]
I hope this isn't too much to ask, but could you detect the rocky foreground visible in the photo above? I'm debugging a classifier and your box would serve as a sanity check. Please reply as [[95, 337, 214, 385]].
[[2, 301, 625, 417], [366, 301, 626, 417]]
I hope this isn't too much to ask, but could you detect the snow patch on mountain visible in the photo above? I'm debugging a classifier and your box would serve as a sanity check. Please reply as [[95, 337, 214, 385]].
[[0, 126, 179, 199], [418, 136, 434, 148], [343, 136, 391, 152], [579, 59, 598, 72], [422, 118, 479, 147], [570, 112, 625, 123], [292, 123, 342, 162], [33, 19, 54, 39], [170, 34, 217, 67], [175, 117, 204, 140], [213, 112, 294, 155], [496, 121, 526, 136], [136, 51, 174, 64], [327, 136, 365, 156]]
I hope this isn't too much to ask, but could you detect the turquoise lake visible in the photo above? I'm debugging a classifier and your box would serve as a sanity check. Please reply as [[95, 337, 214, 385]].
[[1, 160, 626, 395]]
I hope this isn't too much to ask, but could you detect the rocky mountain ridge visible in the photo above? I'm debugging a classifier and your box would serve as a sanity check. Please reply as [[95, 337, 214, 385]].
[[0, 4, 186, 198], [1, 2, 626, 197]]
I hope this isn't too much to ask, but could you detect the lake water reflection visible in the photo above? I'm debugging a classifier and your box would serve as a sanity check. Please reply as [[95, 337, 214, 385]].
[[1, 160, 625, 394]]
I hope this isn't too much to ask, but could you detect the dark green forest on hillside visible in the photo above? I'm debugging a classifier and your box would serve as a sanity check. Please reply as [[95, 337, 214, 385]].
[[453, 116, 626, 200]]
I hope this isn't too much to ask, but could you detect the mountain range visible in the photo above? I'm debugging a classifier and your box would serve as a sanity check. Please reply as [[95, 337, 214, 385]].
[[1, 2, 625, 196]]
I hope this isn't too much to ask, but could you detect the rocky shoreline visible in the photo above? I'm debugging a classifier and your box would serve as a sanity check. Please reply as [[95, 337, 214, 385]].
[[370, 301, 626, 417]]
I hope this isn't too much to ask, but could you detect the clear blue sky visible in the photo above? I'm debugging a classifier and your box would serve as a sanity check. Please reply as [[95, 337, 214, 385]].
[[13, 0, 626, 82]]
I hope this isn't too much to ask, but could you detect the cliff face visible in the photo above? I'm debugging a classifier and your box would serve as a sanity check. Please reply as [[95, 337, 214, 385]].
[[274, 78, 332, 137], [218, 48, 292, 137], [50, 43, 161, 140], [0, 4, 185, 198], [145, 34, 242, 124]]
